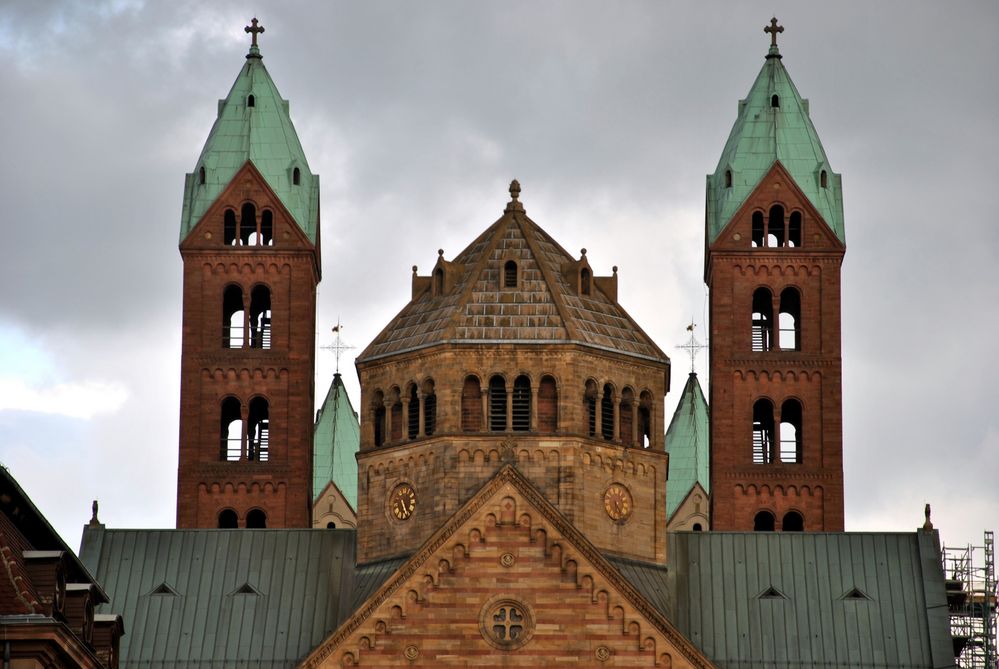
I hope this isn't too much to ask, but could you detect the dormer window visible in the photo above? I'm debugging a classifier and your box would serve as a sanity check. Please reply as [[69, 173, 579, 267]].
[[820, 170, 828, 188], [725, 169, 732, 188], [199, 166, 206, 185], [293, 167, 301, 185], [771, 94, 779, 108], [247, 94, 255, 108], [503, 260, 517, 288], [580, 267, 591, 296], [434, 267, 444, 295]]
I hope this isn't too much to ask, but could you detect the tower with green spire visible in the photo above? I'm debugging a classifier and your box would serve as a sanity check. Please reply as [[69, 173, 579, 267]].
[[665, 372, 710, 531], [705, 19, 845, 532], [176, 20, 321, 529]]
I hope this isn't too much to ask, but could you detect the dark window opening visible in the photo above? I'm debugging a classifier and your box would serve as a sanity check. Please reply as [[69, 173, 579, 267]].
[[423, 380, 437, 437], [224, 209, 238, 246], [771, 94, 779, 108], [218, 509, 238, 528], [198, 166, 206, 185], [538, 375, 558, 433], [754, 510, 776, 531], [372, 391, 386, 447], [247, 397, 269, 462], [580, 267, 591, 296], [503, 260, 517, 289], [767, 205, 785, 247], [751, 211, 765, 248], [778, 288, 800, 351], [639, 391, 653, 448], [292, 167, 301, 185], [619, 388, 634, 446], [600, 384, 614, 440], [512, 375, 531, 431], [820, 170, 828, 188], [489, 376, 507, 431], [326, 521, 336, 529], [434, 267, 444, 295], [249, 285, 271, 349], [260, 210, 274, 246], [752, 288, 774, 352], [223, 284, 245, 349], [692, 523, 703, 532], [585, 380, 598, 437], [247, 94, 255, 108], [461, 376, 482, 431], [390, 392, 402, 442], [753, 399, 775, 464], [245, 509, 266, 528], [788, 211, 802, 247], [779, 399, 803, 464], [407, 384, 420, 439], [783, 510, 804, 532], [220, 397, 242, 461], [725, 169, 732, 188], [240, 203, 256, 246]]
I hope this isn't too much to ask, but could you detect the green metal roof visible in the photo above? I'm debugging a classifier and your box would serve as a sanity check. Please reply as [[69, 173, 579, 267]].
[[665, 372, 710, 519], [313, 373, 360, 507], [706, 46, 844, 244], [664, 531, 954, 668], [179, 45, 319, 243]]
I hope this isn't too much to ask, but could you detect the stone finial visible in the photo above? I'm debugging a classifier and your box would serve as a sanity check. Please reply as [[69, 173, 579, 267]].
[[509, 179, 521, 201], [438, 249, 444, 257], [412, 265, 418, 275], [612, 265, 618, 275], [580, 248, 587, 257], [923, 503, 933, 530], [89, 499, 100, 526]]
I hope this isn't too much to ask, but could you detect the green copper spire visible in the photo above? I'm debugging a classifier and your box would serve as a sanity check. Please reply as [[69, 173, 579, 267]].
[[706, 19, 844, 244], [313, 373, 360, 509], [180, 19, 319, 242], [665, 372, 710, 519]]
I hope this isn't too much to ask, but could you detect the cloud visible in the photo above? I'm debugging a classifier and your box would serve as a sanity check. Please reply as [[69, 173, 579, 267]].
[[0, 378, 128, 420]]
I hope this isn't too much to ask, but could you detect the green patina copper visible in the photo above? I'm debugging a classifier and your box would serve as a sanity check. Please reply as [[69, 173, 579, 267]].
[[706, 45, 844, 244], [179, 44, 319, 242], [313, 373, 359, 509], [665, 372, 710, 519]]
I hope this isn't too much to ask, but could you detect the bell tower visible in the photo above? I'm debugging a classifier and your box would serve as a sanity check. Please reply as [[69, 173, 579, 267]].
[[706, 20, 845, 532], [175, 20, 321, 529]]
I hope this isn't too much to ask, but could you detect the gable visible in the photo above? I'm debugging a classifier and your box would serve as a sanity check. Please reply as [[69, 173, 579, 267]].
[[302, 467, 713, 668], [666, 482, 709, 532]]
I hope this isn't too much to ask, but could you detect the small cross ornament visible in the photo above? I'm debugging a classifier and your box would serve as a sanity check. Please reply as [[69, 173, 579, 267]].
[[677, 321, 707, 374], [319, 320, 355, 373], [245, 18, 265, 48]]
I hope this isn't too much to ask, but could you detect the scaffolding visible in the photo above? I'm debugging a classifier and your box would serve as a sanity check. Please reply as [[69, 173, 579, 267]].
[[943, 530, 996, 668]]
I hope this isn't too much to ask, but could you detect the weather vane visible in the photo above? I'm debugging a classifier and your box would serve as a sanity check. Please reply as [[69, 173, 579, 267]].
[[319, 319, 355, 374], [677, 321, 707, 374]]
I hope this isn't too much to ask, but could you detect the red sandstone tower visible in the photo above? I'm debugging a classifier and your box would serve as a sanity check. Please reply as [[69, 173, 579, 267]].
[[175, 23, 320, 528], [706, 21, 845, 531]]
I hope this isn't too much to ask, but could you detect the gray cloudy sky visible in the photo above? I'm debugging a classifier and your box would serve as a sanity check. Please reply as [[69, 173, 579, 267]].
[[1, 1, 996, 550]]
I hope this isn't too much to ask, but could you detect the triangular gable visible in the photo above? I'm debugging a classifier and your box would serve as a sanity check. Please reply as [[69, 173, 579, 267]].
[[301, 466, 714, 668], [312, 479, 357, 529], [666, 481, 709, 532]]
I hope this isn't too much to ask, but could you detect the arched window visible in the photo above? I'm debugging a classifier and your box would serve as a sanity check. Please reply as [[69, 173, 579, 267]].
[[218, 509, 238, 528], [260, 210, 274, 246], [538, 375, 557, 433], [771, 94, 779, 108], [434, 267, 444, 295], [407, 384, 420, 440], [249, 285, 271, 349], [423, 379, 436, 437], [247, 397, 269, 461], [224, 209, 238, 246], [820, 170, 828, 189], [503, 261, 518, 288], [619, 387, 635, 446], [752, 399, 775, 464], [489, 376, 507, 431], [512, 375, 531, 431], [783, 511, 804, 532], [767, 205, 785, 247], [779, 399, 803, 463], [580, 267, 591, 296], [751, 211, 765, 248], [692, 523, 703, 532], [788, 211, 802, 247], [584, 380, 598, 437], [461, 376, 482, 431], [600, 384, 614, 440], [752, 288, 773, 352], [223, 284, 245, 349], [246, 509, 266, 528], [292, 167, 301, 185], [198, 166, 206, 185], [220, 397, 242, 461], [247, 94, 255, 108], [754, 510, 776, 531], [389, 389, 403, 442], [778, 288, 800, 351], [372, 391, 386, 447], [240, 203, 256, 246], [724, 169, 732, 188], [326, 521, 336, 529], [639, 391, 653, 448]]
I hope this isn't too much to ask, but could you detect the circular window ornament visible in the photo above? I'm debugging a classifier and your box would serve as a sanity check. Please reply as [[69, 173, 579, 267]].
[[603, 483, 633, 522], [499, 552, 516, 568], [388, 483, 417, 522], [479, 597, 534, 651], [595, 645, 612, 662], [403, 645, 419, 661]]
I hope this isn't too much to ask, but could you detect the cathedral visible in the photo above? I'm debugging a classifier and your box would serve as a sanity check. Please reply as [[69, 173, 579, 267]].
[[0, 17, 956, 669]]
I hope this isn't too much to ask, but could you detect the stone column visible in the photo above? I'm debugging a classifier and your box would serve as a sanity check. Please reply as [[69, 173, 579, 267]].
[[401, 398, 411, 441], [417, 391, 426, 438], [530, 384, 539, 431], [506, 388, 514, 432]]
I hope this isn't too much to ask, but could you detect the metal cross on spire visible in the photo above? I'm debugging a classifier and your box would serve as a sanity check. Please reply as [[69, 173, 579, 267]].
[[765, 17, 784, 48], [319, 320, 355, 374], [677, 321, 707, 374], [245, 18, 265, 48]]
